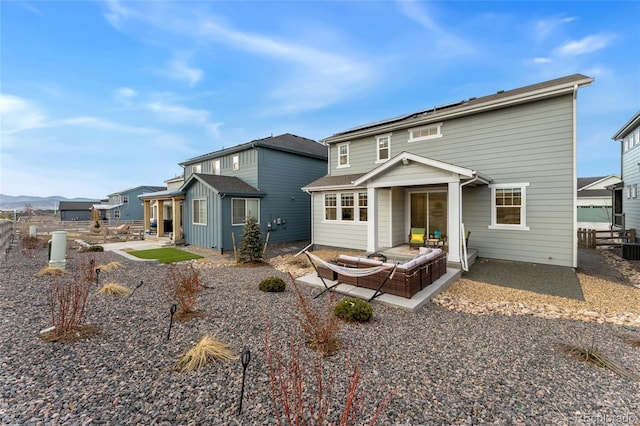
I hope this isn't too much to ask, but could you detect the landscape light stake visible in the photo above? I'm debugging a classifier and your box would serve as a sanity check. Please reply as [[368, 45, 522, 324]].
[[95, 268, 100, 285], [166, 303, 177, 341], [125, 280, 144, 302], [237, 347, 251, 415]]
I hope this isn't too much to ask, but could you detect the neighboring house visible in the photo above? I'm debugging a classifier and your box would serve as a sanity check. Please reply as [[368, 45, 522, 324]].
[[576, 175, 621, 228], [611, 111, 640, 234], [94, 185, 166, 222], [303, 74, 594, 269], [59, 201, 101, 221], [140, 133, 328, 251], [138, 176, 185, 241]]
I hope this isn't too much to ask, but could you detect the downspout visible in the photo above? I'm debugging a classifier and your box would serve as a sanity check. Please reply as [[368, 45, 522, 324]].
[[303, 188, 314, 249], [459, 174, 481, 271], [572, 84, 579, 268], [219, 193, 226, 254]]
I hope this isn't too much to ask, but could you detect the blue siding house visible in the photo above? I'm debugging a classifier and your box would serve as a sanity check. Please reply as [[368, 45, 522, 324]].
[[96, 185, 166, 222], [174, 133, 327, 252]]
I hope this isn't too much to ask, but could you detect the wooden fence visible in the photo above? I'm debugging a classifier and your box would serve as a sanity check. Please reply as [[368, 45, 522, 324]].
[[15, 219, 146, 244], [0, 219, 14, 264], [577, 228, 636, 248]]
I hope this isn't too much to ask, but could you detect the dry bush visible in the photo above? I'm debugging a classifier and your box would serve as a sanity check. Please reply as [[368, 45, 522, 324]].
[[175, 336, 238, 373], [561, 343, 638, 381], [265, 324, 391, 425], [37, 266, 67, 277], [79, 254, 97, 282], [21, 236, 41, 250], [49, 275, 91, 334], [619, 334, 640, 348], [289, 273, 341, 357], [165, 263, 203, 314], [97, 282, 132, 296], [97, 261, 123, 273]]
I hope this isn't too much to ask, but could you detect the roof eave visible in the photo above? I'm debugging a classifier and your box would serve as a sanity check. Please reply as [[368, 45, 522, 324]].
[[612, 111, 640, 140]]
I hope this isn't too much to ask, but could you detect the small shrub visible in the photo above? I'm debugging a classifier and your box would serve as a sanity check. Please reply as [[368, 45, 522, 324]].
[[22, 236, 41, 250], [239, 216, 264, 263], [165, 263, 202, 314], [87, 245, 104, 252], [175, 336, 238, 373], [259, 276, 286, 292], [49, 275, 91, 334], [334, 298, 373, 323]]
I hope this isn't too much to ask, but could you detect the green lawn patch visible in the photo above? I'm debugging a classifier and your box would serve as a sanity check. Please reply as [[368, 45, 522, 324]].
[[127, 248, 203, 264]]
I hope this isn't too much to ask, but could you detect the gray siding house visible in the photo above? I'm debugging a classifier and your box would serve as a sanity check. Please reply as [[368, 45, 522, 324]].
[[59, 201, 101, 221], [612, 111, 640, 233], [95, 186, 166, 222], [303, 74, 594, 269], [177, 134, 327, 252], [576, 175, 620, 226]]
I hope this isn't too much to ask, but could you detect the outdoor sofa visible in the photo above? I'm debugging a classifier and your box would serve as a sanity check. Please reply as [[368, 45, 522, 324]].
[[318, 249, 447, 299]]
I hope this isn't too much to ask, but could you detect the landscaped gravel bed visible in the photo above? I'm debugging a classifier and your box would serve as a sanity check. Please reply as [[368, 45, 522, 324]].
[[1, 243, 639, 425]]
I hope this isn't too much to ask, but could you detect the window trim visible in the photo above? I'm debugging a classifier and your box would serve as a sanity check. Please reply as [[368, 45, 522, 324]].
[[322, 191, 368, 223], [488, 183, 530, 231], [407, 123, 443, 142], [232, 155, 239, 171], [375, 133, 391, 163], [232, 198, 260, 226], [192, 198, 207, 226], [337, 143, 350, 168]]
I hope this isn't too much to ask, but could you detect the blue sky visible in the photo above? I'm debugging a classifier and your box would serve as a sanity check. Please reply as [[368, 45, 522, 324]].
[[1, 1, 639, 199]]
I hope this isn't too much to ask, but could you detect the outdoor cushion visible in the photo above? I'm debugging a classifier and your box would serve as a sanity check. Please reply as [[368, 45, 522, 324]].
[[337, 255, 360, 263]]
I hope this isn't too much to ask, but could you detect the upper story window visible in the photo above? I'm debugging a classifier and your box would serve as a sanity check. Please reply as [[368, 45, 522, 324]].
[[232, 155, 239, 171], [408, 123, 443, 142], [193, 198, 207, 225], [376, 134, 391, 163], [337, 143, 350, 168], [122, 196, 129, 204], [488, 183, 530, 231], [624, 128, 640, 153], [213, 159, 221, 175], [192, 164, 202, 174]]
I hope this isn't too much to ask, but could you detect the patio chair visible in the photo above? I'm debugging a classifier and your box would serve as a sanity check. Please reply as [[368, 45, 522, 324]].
[[408, 227, 427, 249]]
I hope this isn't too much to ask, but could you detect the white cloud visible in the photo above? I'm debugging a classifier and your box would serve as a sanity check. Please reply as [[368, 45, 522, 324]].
[[145, 101, 222, 137], [396, 0, 475, 56], [533, 57, 552, 64], [103, 0, 377, 113], [533, 15, 577, 42], [164, 56, 203, 86], [114, 87, 138, 103], [0, 94, 47, 135], [554, 33, 615, 56]]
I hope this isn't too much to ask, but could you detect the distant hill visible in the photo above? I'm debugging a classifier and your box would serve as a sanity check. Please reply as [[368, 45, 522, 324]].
[[0, 194, 100, 211]]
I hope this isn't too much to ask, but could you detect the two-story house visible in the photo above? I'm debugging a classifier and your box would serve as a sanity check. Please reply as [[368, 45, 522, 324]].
[[612, 111, 640, 234], [94, 185, 166, 222], [303, 74, 594, 269], [141, 133, 328, 251]]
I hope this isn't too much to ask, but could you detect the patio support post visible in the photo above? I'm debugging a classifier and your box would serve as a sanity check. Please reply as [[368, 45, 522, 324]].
[[157, 200, 165, 237], [143, 200, 152, 233], [172, 197, 182, 241], [447, 182, 461, 264], [367, 187, 377, 252]]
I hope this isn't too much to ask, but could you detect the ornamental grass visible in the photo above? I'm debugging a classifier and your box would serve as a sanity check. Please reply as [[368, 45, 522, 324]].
[[175, 336, 238, 373]]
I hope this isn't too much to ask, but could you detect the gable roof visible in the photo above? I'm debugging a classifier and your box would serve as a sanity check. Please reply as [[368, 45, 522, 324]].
[[182, 173, 265, 196], [322, 74, 594, 144], [577, 175, 620, 198], [58, 201, 99, 210], [108, 185, 166, 196], [612, 111, 640, 140], [180, 133, 327, 166]]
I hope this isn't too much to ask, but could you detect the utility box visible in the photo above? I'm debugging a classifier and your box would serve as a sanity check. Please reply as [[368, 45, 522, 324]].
[[48, 231, 67, 268], [29, 225, 37, 237], [622, 243, 640, 260]]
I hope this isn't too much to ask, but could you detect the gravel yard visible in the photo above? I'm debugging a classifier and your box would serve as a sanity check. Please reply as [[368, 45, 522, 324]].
[[1, 243, 639, 425]]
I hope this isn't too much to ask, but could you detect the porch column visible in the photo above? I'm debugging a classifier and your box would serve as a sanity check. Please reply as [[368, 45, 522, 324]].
[[143, 200, 151, 232], [447, 182, 461, 263], [157, 200, 164, 237], [172, 197, 183, 241], [367, 187, 377, 252]]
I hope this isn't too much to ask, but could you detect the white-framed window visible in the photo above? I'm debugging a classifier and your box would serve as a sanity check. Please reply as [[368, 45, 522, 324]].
[[337, 143, 350, 168], [232, 155, 239, 171], [324, 194, 337, 220], [628, 184, 637, 199], [488, 183, 530, 230], [123, 196, 129, 204], [114, 209, 121, 219], [376, 134, 391, 163], [192, 164, 202, 174], [213, 159, 220, 175], [232, 198, 260, 225], [408, 123, 443, 142], [323, 192, 368, 222], [193, 198, 207, 225], [358, 192, 368, 222], [341, 193, 354, 221]]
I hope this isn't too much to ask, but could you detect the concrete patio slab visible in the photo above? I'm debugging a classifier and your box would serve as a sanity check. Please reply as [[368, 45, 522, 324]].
[[295, 267, 461, 312]]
